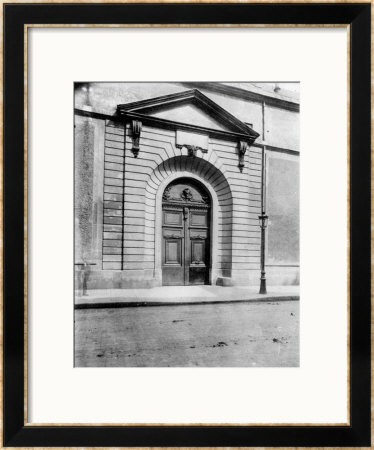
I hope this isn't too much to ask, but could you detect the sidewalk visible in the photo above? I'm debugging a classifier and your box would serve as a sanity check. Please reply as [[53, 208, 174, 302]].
[[75, 285, 299, 309]]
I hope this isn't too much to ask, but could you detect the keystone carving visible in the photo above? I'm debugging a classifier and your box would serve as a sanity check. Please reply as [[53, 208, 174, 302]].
[[181, 188, 193, 202], [176, 144, 208, 157]]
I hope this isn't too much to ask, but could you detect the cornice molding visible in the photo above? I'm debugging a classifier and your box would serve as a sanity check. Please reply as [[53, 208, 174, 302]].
[[123, 111, 257, 144], [74, 108, 114, 121], [74, 107, 255, 145]]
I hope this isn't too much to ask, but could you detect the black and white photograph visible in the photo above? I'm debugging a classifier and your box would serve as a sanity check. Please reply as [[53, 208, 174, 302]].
[[74, 82, 300, 367]]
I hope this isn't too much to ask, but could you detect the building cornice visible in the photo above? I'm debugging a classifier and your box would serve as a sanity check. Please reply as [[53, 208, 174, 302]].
[[123, 111, 258, 143], [181, 82, 300, 113]]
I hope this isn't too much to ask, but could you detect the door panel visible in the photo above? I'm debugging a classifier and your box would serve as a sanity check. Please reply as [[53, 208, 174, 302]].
[[190, 211, 208, 227], [163, 210, 183, 226], [162, 208, 184, 286], [189, 240, 206, 284], [191, 240, 204, 264], [163, 237, 184, 285], [165, 240, 181, 264], [188, 208, 209, 285]]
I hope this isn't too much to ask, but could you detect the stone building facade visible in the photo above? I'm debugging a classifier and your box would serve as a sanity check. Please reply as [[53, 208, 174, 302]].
[[74, 82, 299, 289]]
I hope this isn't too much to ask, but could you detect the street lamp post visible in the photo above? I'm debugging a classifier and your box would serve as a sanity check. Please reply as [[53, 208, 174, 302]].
[[259, 140, 268, 295], [258, 212, 269, 294]]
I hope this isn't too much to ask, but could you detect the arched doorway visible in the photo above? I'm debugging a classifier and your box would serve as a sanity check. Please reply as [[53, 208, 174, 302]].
[[162, 177, 211, 286]]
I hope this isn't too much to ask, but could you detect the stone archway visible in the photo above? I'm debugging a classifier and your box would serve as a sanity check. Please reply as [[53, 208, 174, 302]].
[[144, 155, 233, 286]]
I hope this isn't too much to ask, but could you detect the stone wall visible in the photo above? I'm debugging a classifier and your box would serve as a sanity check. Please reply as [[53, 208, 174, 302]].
[[265, 151, 299, 285], [102, 121, 125, 270], [74, 115, 105, 289], [91, 122, 262, 288]]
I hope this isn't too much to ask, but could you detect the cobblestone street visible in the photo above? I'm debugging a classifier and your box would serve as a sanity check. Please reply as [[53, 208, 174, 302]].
[[75, 300, 299, 367]]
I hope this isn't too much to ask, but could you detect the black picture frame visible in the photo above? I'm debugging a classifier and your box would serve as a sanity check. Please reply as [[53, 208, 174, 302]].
[[3, 3, 371, 447]]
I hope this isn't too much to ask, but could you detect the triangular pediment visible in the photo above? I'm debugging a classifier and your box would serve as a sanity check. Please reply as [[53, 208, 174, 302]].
[[117, 89, 259, 140], [148, 103, 234, 133]]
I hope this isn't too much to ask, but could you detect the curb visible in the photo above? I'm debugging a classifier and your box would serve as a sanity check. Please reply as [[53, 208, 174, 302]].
[[75, 295, 300, 310]]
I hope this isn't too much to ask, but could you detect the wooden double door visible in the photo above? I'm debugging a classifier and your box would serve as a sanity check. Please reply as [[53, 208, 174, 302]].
[[162, 179, 211, 286]]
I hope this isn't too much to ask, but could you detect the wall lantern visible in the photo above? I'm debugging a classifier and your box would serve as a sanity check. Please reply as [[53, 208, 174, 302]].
[[131, 120, 142, 158]]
